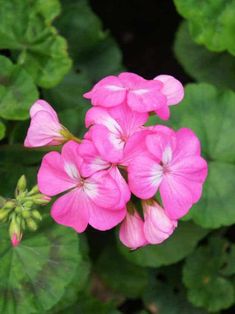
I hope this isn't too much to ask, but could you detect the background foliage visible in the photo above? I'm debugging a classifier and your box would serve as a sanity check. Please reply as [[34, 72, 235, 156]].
[[0, 0, 234, 313]]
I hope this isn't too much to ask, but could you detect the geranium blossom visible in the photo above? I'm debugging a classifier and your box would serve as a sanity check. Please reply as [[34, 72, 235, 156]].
[[38, 141, 126, 232], [128, 126, 208, 219], [24, 100, 66, 147]]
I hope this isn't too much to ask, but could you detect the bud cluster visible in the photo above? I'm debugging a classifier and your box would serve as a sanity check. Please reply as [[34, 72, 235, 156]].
[[0, 175, 50, 247]]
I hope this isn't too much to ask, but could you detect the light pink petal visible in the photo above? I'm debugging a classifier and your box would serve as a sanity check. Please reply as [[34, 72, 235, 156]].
[[79, 139, 110, 177], [155, 75, 184, 106], [38, 151, 76, 196], [118, 72, 146, 88], [160, 175, 194, 219], [155, 105, 170, 120], [119, 210, 148, 250], [127, 84, 166, 113], [128, 154, 163, 199], [30, 99, 59, 120], [83, 76, 126, 107], [108, 103, 148, 137], [143, 200, 177, 244], [61, 141, 83, 178], [145, 130, 176, 163], [173, 128, 201, 162], [51, 189, 89, 233], [24, 111, 63, 148], [109, 166, 131, 209], [89, 204, 126, 231], [122, 128, 152, 166], [85, 171, 121, 209], [90, 125, 124, 163]]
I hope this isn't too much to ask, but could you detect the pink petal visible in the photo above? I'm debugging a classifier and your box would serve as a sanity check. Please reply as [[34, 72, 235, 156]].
[[145, 129, 176, 163], [24, 111, 63, 147], [109, 166, 131, 209], [160, 175, 194, 219], [79, 139, 110, 177], [155, 105, 170, 120], [83, 76, 126, 107], [85, 171, 121, 209], [128, 154, 163, 199], [118, 72, 146, 88], [90, 124, 124, 163], [38, 151, 76, 196], [30, 99, 59, 120], [155, 75, 184, 106], [119, 210, 148, 250], [61, 141, 83, 178], [143, 200, 177, 244], [173, 128, 201, 162], [89, 204, 126, 231], [51, 189, 89, 233]]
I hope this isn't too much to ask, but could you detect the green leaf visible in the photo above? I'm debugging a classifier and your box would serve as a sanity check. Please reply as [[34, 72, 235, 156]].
[[173, 0, 235, 55], [0, 0, 72, 88], [143, 271, 207, 314], [158, 83, 235, 228], [95, 246, 148, 298], [0, 219, 80, 314], [56, 1, 123, 81], [118, 221, 208, 268], [0, 120, 6, 140], [174, 22, 235, 90], [183, 237, 235, 312], [0, 56, 38, 120], [43, 71, 92, 137], [48, 234, 91, 314]]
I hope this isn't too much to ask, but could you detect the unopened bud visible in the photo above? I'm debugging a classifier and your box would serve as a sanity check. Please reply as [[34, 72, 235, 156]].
[[31, 210, 42, 221], [28, 185, 39, 196], [23, 201, 33, 209], [32, 194, 51, 205], [4, 200, 16, 210], [22, 210, 31, 219], [26, 218, 38, 231], [9, 216, 22, 247], [15, 206, 22, 214], [16, 175, 27, 194], [0, 208, 11, 221]]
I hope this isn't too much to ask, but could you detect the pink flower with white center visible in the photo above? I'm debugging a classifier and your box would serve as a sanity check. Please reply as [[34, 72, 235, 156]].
[[128, 126, 208, 219], [24, 100, 66, 148], [78, 138, 131, 209], [142, 199, 177, 244], [119, 205, 147, 250], [85, 104, 148, 163], [84, 72, 167, 113], [38, 141, 126, 232], [154, 75, 184, 120]]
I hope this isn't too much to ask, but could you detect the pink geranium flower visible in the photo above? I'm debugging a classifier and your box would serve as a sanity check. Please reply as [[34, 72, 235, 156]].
[[24, 100, 66, 147], [84, 72, 167, 113], [119, 205, 147, 250], [85, 104, 148, 163], [38, 141, 126, 232], [128, 126, 208, 219], [142, 199, 177, 244]]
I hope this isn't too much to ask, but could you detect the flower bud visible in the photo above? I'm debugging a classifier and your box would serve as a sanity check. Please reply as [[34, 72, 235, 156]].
[[119, 207, 147, 250], [31, 210, 42, 221], [26, 218, 38, 231], [142, 199, 177, 244], [32, 194, 51, 205], [9, 216, 22, 247], [16, 175, 27, 194], [28, 185, 39, 196], [0, 208, 11, 221], [4, 200, 16, 210], [22, 210, 31, 219], [23, 201, 33, 209]]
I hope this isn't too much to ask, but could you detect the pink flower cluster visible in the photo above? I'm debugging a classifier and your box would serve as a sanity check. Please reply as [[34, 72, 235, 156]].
[[25, 72, 208, 250]]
